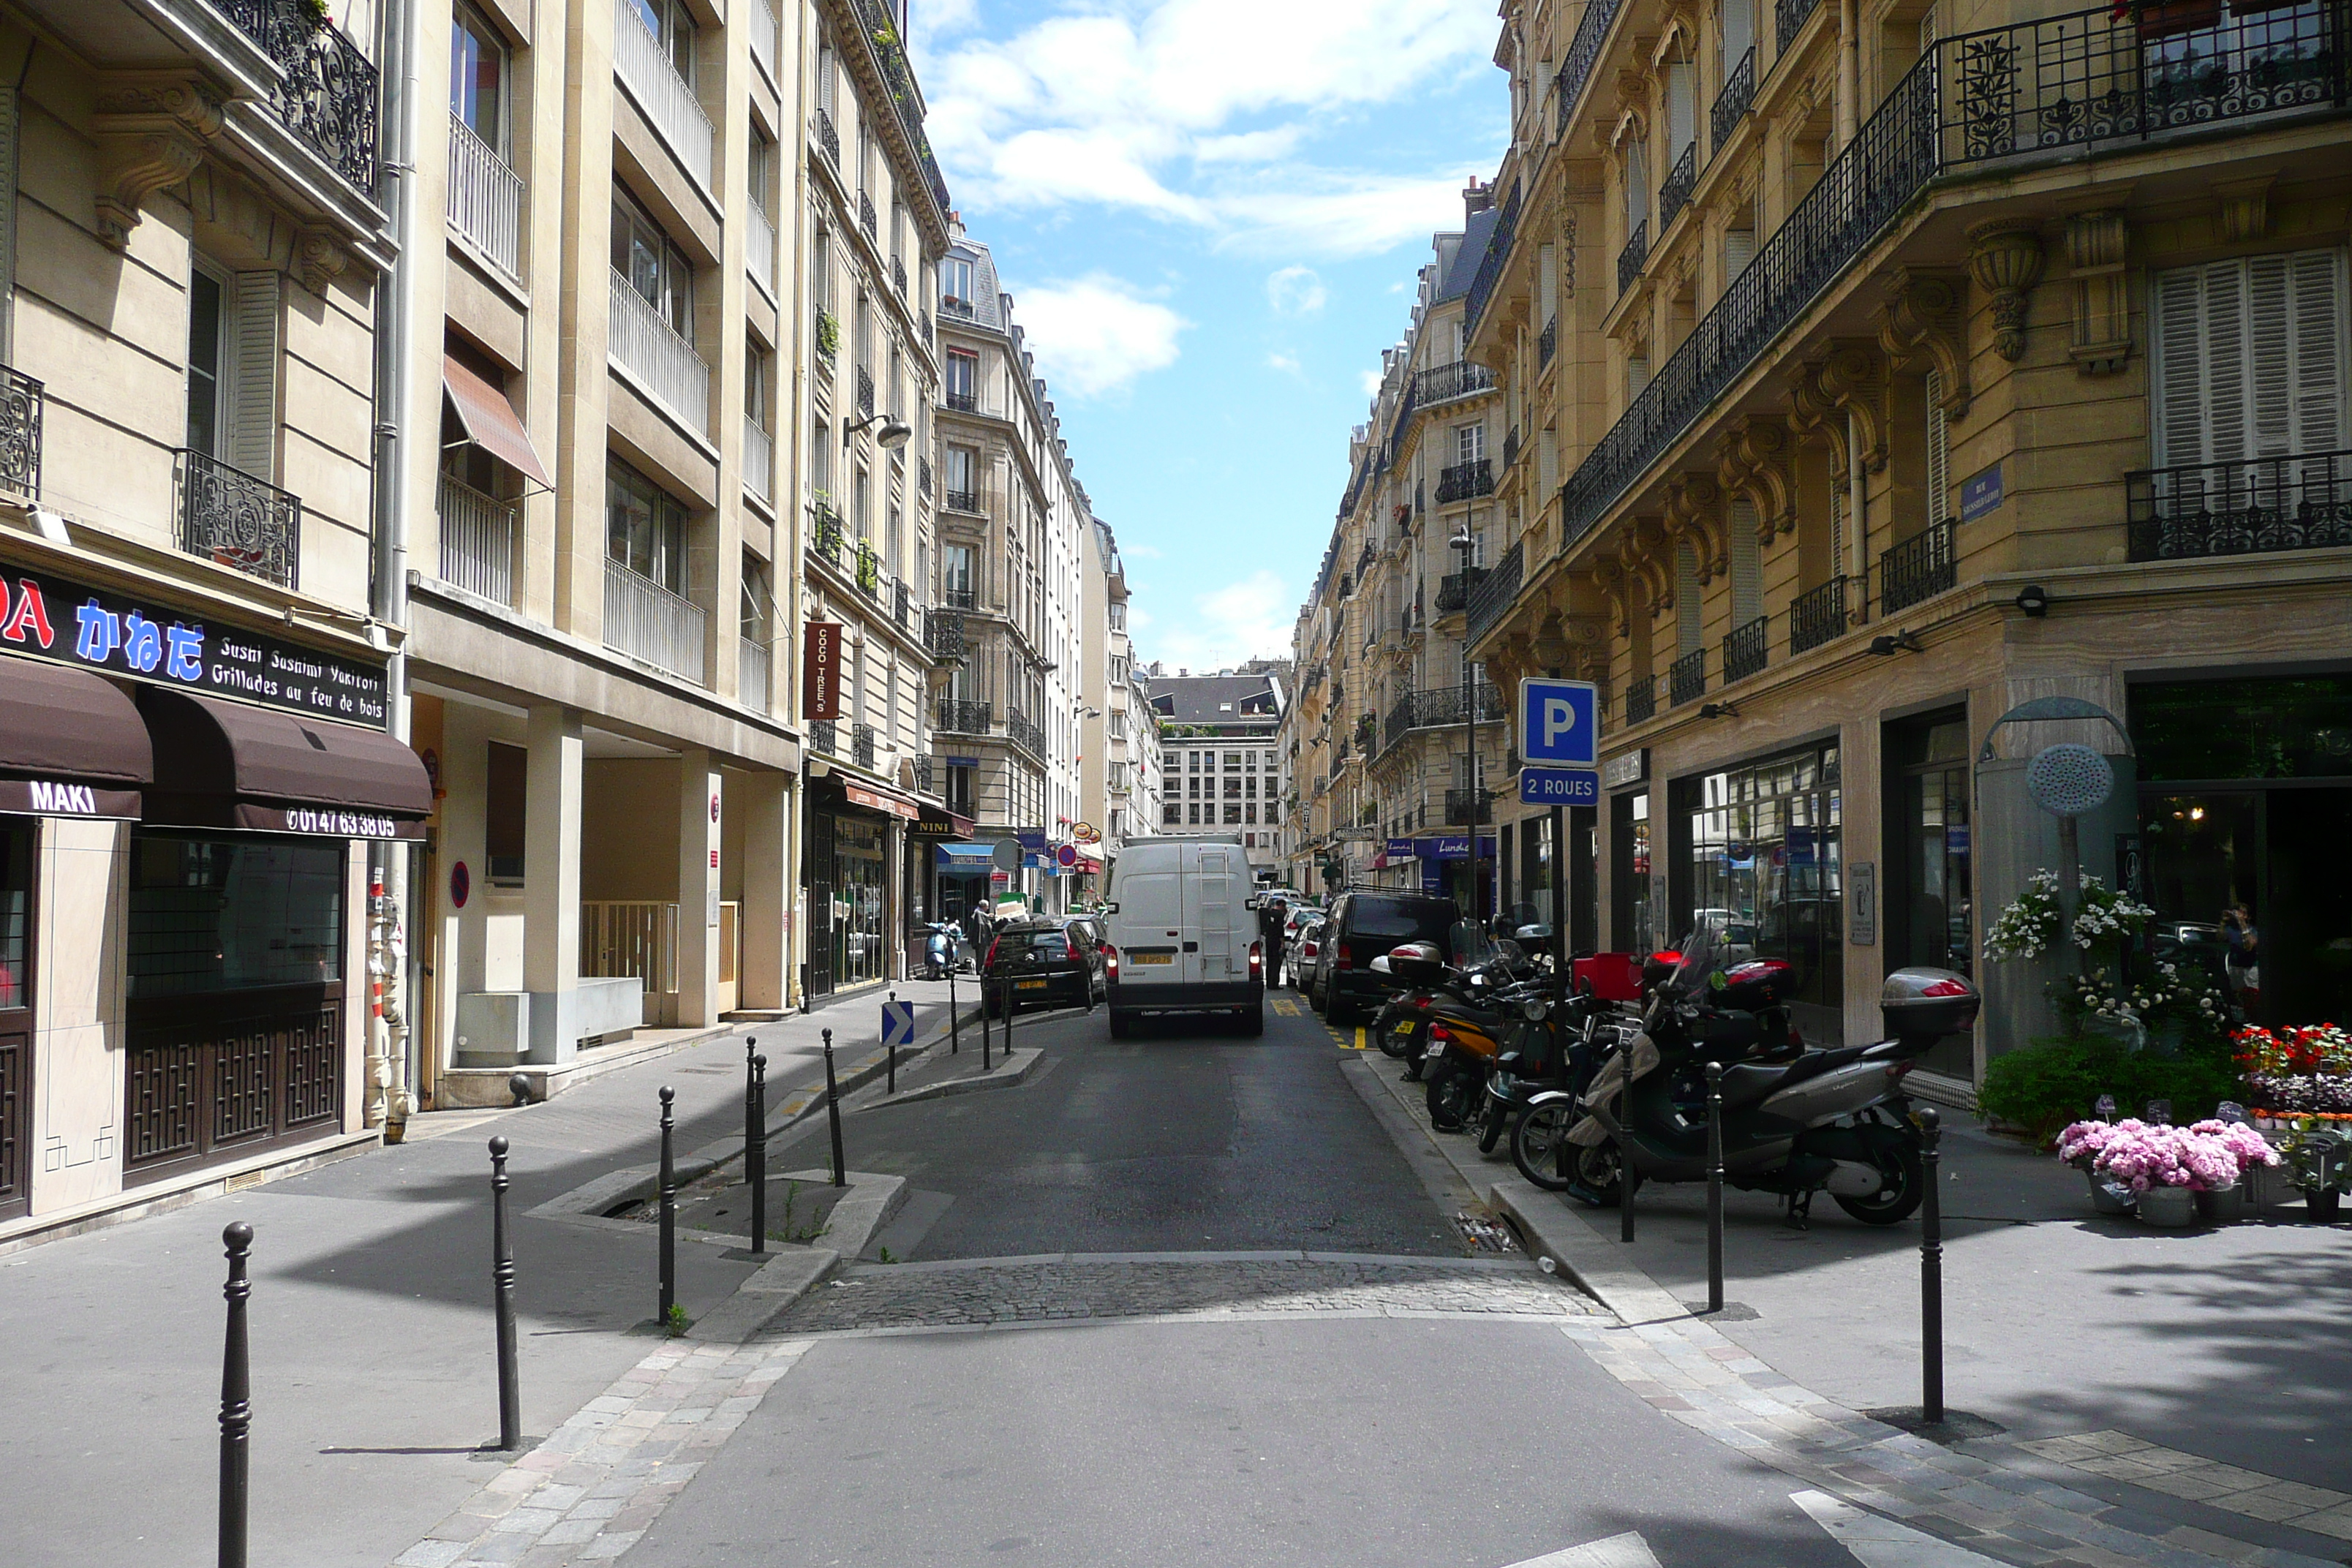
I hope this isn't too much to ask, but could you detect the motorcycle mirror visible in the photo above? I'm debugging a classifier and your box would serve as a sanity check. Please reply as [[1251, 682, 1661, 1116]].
[[1515, 924, 1553, 941]]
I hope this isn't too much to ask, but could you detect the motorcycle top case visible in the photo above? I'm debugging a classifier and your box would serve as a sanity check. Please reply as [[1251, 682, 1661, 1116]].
[[1880, 967, 1980, 1043], [1384, 941, 1450, 986], [1714, 957, 1794, 1011], [1572, 952, 1643, 1002]]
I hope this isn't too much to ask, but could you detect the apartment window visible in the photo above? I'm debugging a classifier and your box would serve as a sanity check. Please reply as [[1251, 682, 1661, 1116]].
[[186, 261, 280, 479], [1165, 804, 1183, 826], [1224, 751, 1242, 772], [943, 542, 973, 602], [741, 554, 769, 641], [812, 226, 831, 310], [1264, 749, 1278, 767], [747, 128, 772, 215], [1455, 422, 1484, 464], [2152, 249, 2348, 472], [451, 3, 508, 152], [1188, 750, 1201, 772], [853, 467, 871, 540], [606, 456, 687, 592], [626, 0, 695, 80], [1188, 802, 1201, 825], [1667, 61, 1696, 161], [1720, 0, 1754, 68], [1924, 370, 1951, 524], [1108, 600, 1126, 631], [946, 763, 974, 815], [1224, 777, 1242, 799], [944, 349, 977, 407], [941, 255, 974, 306], [944, 444, 977, 504], [1265, 801, 1281, 825], [745, 341, 769, 426], [611, 192, 693, 335], [1625, 138, 1649, 229], [1244, 750, 1256, 772], [1224, 803, 1243, 825], [186, 266, 227, 458], [1245, 802, 1258, 824]]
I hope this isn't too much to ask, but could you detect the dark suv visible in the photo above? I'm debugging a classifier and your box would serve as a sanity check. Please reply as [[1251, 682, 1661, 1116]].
[[1311, 891, 1463, 1024], [983, 917, 1107, 1015]]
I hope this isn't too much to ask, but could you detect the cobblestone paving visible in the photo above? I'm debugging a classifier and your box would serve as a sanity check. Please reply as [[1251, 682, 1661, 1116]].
[[759, 1256, 1595, 1334]]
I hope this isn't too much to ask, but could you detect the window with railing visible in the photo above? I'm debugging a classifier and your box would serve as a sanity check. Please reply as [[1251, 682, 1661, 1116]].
[[1789, 578, 1848, 655], [1625, 674, 1657, 725], [1436, 457, 1494, 502], [1659, 141, 1697, 230], [1669, 649, 1705, 706], [436, 471, 516, 605], [0, 364, 45, 500], [178, 448, 300, 589], [2128, 449, 2352, 560], [936, 698, 992, 734], [218, 0, 380, 192], [1712, 46, 1757, 154], [1880, 522, 1956, 614], [612, 0, 713, 189], [1723, 615, 1768, 683], [1617, 219, 1648, 295], [448, 7, 520, 279], [738, 636, 769, 713], [944, 350, 978, 411], [605, 456, 701, 679]]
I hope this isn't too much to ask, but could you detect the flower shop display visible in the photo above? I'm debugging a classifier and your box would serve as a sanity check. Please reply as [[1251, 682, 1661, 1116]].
[[2276, 1119, 2349, 1222], [2054, 1117, 2282, 1224], [2235, 1025, 2352, 1123]]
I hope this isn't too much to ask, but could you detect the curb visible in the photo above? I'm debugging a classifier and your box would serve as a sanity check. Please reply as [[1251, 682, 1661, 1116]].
[[874, 1047, 1044, 1105]]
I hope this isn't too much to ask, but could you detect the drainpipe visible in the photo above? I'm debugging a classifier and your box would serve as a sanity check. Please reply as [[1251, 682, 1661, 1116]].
[[369, 0, 422, 1136], [1837, 0, 1861, 148]]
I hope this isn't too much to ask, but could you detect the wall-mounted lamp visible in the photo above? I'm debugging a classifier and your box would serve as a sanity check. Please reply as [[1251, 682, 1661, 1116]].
[[2014, 583, 2050, 618], [29, 506, 69, 546], [1868, 630, 1924, 657], [843, 412, 913, 451], [1698, 701, 1741, 720]]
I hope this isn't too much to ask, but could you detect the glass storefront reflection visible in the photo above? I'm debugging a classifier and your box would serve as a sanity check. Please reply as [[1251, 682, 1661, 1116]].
[[1675, 744, 1844, 1041]]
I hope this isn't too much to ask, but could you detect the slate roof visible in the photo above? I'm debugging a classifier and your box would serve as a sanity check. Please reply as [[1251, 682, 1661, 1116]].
[[1146, 674, 1284, 724], [1432, 206, 1501, 305]]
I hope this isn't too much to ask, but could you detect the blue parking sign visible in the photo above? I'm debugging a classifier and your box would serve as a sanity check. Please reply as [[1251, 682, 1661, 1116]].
[[1520, 679, 1599, 766]]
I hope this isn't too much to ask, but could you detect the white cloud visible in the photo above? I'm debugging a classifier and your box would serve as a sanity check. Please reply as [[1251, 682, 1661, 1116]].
[[1123, 543, 1164, 560], [1266, 350, 1303, 375], [1265, 265, 1326, 317], [1358, 369, 1384, 395], [1139, 570, 1295, 672], [1007, 274, 1188, 397]]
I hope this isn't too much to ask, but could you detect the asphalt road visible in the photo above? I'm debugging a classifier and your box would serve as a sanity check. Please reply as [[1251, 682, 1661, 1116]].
[[633, 997, 1863, 1568]]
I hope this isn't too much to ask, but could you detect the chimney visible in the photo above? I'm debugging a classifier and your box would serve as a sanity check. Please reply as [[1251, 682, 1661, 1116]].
[[1463, 175, 1492, 219]]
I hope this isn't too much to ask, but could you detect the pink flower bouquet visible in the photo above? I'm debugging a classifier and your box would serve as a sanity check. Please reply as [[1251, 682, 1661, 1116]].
[[2054, 1117, 2280, 1193]]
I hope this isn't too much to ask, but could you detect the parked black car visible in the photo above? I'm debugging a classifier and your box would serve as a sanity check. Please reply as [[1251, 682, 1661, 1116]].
[[1310, 891, 1463, 1025], [983, 917, 1107, 1015]]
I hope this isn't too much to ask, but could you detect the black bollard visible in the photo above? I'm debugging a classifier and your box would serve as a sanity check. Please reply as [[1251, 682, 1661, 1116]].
[[489, 1137, 521, 1450], [747, 1052, 769, 1256], [982, 975, 994, 1071], [887, 990, 897, 1095], [949, 963, 960, 1055], [1705, 1062, 1725, 1314], [508, 1071, 532, 1107], [1920, 1105, 1945, 1425], [657, 1087, 676, 1322], [1621, 1147, 1638, 1244], [822, 1028, 845, 1188], [219, 1221, 253, 1568]]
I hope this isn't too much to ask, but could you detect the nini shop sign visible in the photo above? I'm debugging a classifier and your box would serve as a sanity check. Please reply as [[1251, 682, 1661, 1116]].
[[0, 565, 386, 725]]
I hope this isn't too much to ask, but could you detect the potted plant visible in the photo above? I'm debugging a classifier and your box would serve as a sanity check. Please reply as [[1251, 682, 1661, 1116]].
[[2057, 1118, 2136, 1213], [2278, 1118, 2349, 1222], [2059, 1117, 2277, 1226]]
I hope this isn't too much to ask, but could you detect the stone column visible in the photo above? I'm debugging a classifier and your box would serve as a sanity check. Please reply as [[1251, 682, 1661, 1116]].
[[677, 749, 723, 1027], [524, 704, 583, 1063], [741, 772, 790, 1011]]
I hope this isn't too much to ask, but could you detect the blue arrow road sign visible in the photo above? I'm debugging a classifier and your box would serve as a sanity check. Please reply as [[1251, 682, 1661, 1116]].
[[1520, 767, 1600, 806], [1520, 678, 1599, 766], [881, 998, 916, 1048]]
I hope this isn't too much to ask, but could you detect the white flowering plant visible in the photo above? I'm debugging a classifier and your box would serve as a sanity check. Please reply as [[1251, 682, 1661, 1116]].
[[1983, 870, 2065, 960]]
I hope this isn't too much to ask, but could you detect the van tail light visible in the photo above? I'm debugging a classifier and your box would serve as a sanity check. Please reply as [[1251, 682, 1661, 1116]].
[[1249, 941, 1263, 977], [1104, 945, 1119, 982], [1335, 943, 1352, 971]]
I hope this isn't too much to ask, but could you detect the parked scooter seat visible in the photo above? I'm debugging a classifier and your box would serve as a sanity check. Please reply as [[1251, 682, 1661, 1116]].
[[1713, 1044, 1871, 1110]]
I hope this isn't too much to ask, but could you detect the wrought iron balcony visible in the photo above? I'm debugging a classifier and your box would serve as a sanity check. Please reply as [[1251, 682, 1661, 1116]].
[[892, 255, 908, 297], [177, 448, 299, 588], [945, 486, 981, 512], [1659, 143, 1697, 230], [1777, 0, 1823, 53], [1502, 426, 1521, 470], [1463, 178, 1523, 335], [1724, 615, 1768, 684], [919, 456, 932, 498], [1464, 539, 1523, 642], [1434, 569, 1482, 614], [0, 364, 43, 500], [852, 723, 876, 769], [217, 0, 380, 193], [941, 295, 977, 320], [1006, 710, 1045, 757], [1410, 361, 1497, 406], [924, 608, 966, 659], [810, 504, 845, 565], [1669, 648, 1705, 707], [854, 541, 881, 598], [1538, 316, 1557, 368], [859, 188, 878, 241], [893, 579, 913, 630], [1437, 458, 1495, 503], [1444, 788, 1493, 826], [1789, 577, 1849, 655], [1617, 219, 1648, 295], [811, 718, 838, 756], [2127, 449, 2352, 562], [935, 698, 991, 734], [856, 365, 875, 418], [1380, 684, 1505, 758], [921, 312, 933, 350], [1713, 47, 1757, 154], [813, 107, 840, 167], [1625, 675, 1656, 726], [945, 390, 977, 413], [1880, 521, 1957, 614], [912, 754, 935, 795], [943, 585, 976, 610]]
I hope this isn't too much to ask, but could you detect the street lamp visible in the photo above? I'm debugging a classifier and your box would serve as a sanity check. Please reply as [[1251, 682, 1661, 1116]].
[[843, 411, 913, 450], [1450, 529, 1482, 942]]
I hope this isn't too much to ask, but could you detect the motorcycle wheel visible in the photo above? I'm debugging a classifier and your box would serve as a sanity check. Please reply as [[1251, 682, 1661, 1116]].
[[1477, 1094, 1510, 1154], [1425, 1057, 1481, 1133], [1832, 1137, 1925, 1225], [1376, 1018, 1418, 1060], [1512, 1107, 1622, 1202]]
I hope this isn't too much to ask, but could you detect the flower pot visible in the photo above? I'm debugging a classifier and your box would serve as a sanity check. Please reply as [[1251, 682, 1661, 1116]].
[[2138, 1185, 2198, 1227], [2195, 1183, 2247, 1224], [2087, 1170, 2136, 1215], [2307, 1186, 2343, 1223]]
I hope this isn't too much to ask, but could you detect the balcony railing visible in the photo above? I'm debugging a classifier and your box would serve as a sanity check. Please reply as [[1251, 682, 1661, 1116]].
[[935, 698, 992, 734], [1538, 316, 1557, 368], [177, 448, 299, 588], [925, 608, 966, 659], [945, 486, 981, 512], [1659, 143, 1697, 230], [1435, 568, 1481, 614], [943, 585, 976, 611], [604, 559, 706, 682], [1502, 425, 1521, 470], [1625, 675, 1656, 725], [912, 755, 935, 796], [1777, 0, 1824, 53], [1789, 577, 1849, 655], [750, 0, 779, 83], [892, 255, 908, 297], [0, 364, 43, 500], [811, 504, 845, 565], [919, 456, 932, 498], [1437, 458, 1495, 502], [1444, 788, 1491, 827], [1617, 219, 1649, 296], [1713, 47, 1757, 154], [1411, 361, 1496, 406], [1463, 178, 1523, 335], [1724, 615, 1768, 683], [435, 472, 515, 606], [813, 106, 840, 167], [856, 364, 875, 418], [447, 115, 522, 281], [738, 638, 769, 714], [854, 541, 881, 597], [1380, 684, 1506, 758], [944, 389, 977, 413], [218, 0, 379, 192], [941, 295, 977, 320], [611, 0, 713, 189], [2127, 448, 2352, 561], [1464, 539, 1523, 641], [846, 0, 954, 216], [859, 188, 878, 241], [742, 417, 772, 504], [852, 723, 876, 769], [1880, 521, 1956, 614], [607, 268, 710, 435], [1561, 5, 2348, 563], [1670, 649, 1706, 707], [811, 719, 838, 755], [746, 200, 776, 297], [893, 579, 913, 631], [1006, 710, 1045, 757]]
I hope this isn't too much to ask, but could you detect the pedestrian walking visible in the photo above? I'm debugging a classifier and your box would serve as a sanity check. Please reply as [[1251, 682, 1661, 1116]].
[[1259, 896, 1289, 989]]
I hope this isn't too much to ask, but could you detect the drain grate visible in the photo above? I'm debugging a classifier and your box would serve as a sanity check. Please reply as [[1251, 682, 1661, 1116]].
[[1453, 1211, 1520, 1254]]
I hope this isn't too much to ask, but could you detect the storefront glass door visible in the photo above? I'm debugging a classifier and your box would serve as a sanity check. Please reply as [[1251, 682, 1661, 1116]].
[[1676, 745, 1844, 1042]]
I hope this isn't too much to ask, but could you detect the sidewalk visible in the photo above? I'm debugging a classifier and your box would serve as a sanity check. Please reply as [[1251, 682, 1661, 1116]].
[[0, 979, 981, 1568], [1345, 1051, 2352, 1565]]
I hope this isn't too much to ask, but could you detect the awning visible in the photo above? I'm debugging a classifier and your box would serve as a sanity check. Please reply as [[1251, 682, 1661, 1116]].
[[840, 780, 921, 821], [137, 689, 433, 840], [935, 843, 996, 867], [445, 354, 551, 486], [0, 656, 151, 820]]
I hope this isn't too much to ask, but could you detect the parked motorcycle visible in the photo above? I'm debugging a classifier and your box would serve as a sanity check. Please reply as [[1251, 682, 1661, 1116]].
[[1543, 930, 1978, 1224], [917, 922, 971, 981], [1395, 932, 1550, 1127]]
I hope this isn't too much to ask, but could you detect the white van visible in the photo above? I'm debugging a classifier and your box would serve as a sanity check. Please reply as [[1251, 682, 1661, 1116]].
[[1101, 835, 1264, 1036]]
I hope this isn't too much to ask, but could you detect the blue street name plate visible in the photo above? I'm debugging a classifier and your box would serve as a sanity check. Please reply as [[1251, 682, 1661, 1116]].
[[1520, 678, 1599, 766], [1520, 767, 1600, 805]]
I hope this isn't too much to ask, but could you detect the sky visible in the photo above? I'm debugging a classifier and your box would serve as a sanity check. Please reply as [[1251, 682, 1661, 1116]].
[[908, 0, 1509, 677]]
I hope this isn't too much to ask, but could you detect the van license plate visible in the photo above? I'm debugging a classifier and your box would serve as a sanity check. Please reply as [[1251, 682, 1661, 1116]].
[[1131, 953, 1174, 965], [1017, 979, 1047, 991]]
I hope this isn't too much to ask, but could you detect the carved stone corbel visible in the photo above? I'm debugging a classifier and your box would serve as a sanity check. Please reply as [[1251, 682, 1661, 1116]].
[[1787, 361, 1851, 477], [94, 75, 224, 248], [1820, 341, 1888, 473], [1877, 267, 1972, 416], [1725, 415, 1797, 537], [1665, 474, 1726, 580], [1531, 613, 1572, 671], [2064, 209, 2132, 376], [1624, 519, 1673, 612], [1967, 219, 2046, 363], [297, 231, 351, 295], [2215, 176, 2271, 244], [1595, 559, 1633, 638]]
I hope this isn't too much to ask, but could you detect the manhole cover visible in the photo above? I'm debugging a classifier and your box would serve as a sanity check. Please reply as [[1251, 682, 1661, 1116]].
[[1454, 1212, 1520, 1254]]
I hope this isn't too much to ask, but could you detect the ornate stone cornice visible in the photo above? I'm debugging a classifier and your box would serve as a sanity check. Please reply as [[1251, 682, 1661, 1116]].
[[94, 74, 223, 249], [1877, 267, 1972, 417], [1967, 219, 2046, 363]]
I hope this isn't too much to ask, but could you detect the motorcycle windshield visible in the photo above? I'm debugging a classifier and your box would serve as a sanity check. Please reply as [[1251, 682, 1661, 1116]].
[[1667, 928, 1722, 1000]]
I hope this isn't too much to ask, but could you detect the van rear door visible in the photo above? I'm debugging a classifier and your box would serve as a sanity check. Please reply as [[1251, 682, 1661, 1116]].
[[1116, 849, 1186, 984], [1196, 847, 1236, 982]]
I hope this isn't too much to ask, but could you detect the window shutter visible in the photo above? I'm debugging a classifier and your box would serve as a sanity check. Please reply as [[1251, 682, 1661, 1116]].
[[1676, 538, 1702, 655], [2288, 249, 2347, 461], [227, 270, 281, 480], [1925, 369, 1951, 522], [1725, 227, 1755, 281], [2152, 265, 2206, 471], [2247, 252, 2293, 461], [1830, 486, 1847, 578], [1729, 499, 1762, 623], [2204, 260, 2249, 469]]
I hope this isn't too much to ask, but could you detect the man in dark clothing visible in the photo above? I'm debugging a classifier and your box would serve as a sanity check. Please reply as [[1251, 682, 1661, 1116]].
[[1259, 897, 1289, 988]]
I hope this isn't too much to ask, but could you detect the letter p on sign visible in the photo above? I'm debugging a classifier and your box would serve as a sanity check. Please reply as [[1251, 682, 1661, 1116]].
[[1520, 678, 1599, 766], [1543, 698, 1577, 750]]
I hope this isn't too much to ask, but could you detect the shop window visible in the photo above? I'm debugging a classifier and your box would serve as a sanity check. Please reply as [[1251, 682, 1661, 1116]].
[[486, 741, 527, 884], [1671, 744, 1842, 1039], [127, 834, 344, 999], [0, 820, 26, 1014], [1885, 710, 1972, 1077]]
